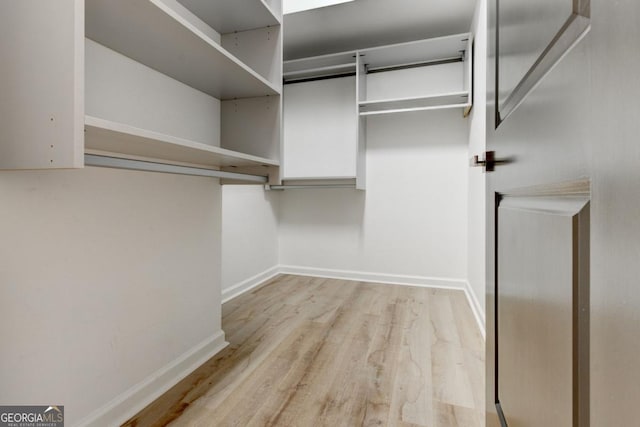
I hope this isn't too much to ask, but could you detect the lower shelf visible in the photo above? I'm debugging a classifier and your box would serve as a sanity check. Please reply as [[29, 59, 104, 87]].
[[271, 177, 358, 190], [84, 116, 279, 170], [359, 92, 470, 116]]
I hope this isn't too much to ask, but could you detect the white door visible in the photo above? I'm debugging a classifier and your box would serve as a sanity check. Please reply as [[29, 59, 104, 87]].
[[485, 0, 592, 426]]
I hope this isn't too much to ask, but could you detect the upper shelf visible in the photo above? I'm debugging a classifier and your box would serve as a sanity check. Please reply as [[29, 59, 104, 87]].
[[283, 63, 356, 82], [177, 0, 280, 34], [359, 33, 470, 70], [284, 51, 357, 74], [85, 0, 280, 100], [84, 116, 279, 169], [283, 33, 470, 77], [359, 92, 470, 116], [284, 51, 358, 82]]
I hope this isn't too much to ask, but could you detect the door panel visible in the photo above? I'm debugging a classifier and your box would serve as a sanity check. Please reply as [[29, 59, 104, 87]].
[[496, 0, 590, 122], [496, 194, 589, 426], [487, 0, 640, 426], [498, 0, 572, 106], [485, 0, 593, 425]]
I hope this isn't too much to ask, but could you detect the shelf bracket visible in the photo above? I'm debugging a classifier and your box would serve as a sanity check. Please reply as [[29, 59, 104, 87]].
[[84, 154, 268, 183]]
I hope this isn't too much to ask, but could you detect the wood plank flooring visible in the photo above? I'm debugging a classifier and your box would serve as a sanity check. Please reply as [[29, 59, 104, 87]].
[[124, 275, 484, 427]]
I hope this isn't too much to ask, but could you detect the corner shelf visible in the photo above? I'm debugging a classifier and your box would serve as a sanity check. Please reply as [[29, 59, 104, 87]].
[[359, 92, 470, 116], [177, 0, 281, 34], [359, 33, 470, 69], [84, 116, 279, 170], [281, 33, 472, 189], [284, 51, 358, 82], [359, 32, 472, 116], [85, 0, 280, 100], [283, 63, 356, 82]]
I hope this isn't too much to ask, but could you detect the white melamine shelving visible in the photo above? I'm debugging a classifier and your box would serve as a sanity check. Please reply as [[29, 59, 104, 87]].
[[284, 51, 358, 82], [0, 1, 84, 170], [281, 33, 472, 189], [360, 34, 470, 70], [85, 116, 279, 169], [1, 0, 283, 180], [358, 33, 472, 115], [85, 0, 280, 100], [359, 92, 470, 116], [285, 51, 357, 73], [177, 0, 280, 34], [283, 63, 356, 82]]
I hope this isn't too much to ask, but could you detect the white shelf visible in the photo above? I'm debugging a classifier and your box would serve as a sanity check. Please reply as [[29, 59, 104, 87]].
[[283, 63, 356, 82], [177, 0, 280, 34], [284, 51, 357, 74], [282, 176, 356, 181], [84, 116, 279, 169], [85, 0, 280, 100], [359, 92, 470, 116], [281, 33, 472, 190], [360, 33, 470, 70]]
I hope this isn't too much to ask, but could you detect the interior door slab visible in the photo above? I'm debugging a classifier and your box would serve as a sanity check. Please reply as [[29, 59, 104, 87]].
[[496, 192, 589, 427]]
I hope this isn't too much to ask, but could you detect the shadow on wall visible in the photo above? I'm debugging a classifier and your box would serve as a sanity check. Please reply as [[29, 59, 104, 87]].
[[365, 108, 470, 152], [277, 188, 366, 227], [278, 187, 366, 256]]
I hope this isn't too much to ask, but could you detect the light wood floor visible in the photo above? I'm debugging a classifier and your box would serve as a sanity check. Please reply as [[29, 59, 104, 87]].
[[125, 275, 484, 427]]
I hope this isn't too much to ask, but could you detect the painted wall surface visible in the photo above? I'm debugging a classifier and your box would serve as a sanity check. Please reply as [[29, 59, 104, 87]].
[[466, 0, 487, 324], [86, 40, 221, 147], [0, 167, 222, 425], [279, 109, 469, 282], [221, 185, 280, 293]]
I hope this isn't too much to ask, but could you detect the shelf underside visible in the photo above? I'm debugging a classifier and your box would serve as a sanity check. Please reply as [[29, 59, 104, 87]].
[[284, 33, 470, 74], [283, 63, 356, 82], [177, 0, 280, 34], [84, 116, 278, 170], [85, 0, 280, 100], [284, 51, 357, 74], [359, 92, 470, 115], [360, 33, 470, 69]]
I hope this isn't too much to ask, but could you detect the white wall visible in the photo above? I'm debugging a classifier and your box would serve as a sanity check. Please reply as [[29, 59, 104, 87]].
[[221, 186, 280, 300], [283, 76, 358, 179], [86, 39, 221, 147], [0, 167, 224, 426], [279, 109, 469, 284], [466, 0, 487, 325]]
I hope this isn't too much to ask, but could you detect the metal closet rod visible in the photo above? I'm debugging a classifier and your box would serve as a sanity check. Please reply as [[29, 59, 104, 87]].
[[84, 154, 268, 183], [282, 56, 463, 85], [284, 71, 356, 85]]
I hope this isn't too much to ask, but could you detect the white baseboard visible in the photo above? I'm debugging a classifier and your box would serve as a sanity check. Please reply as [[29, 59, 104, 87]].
[[279, 265, 468, 290], [76, 331, 228, 427], [221, 265, 280, 303], [463, 281, 486, 339]]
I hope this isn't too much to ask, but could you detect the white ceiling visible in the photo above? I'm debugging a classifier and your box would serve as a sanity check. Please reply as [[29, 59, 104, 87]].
[[283, 0, 477, 60], [283, 0, 355, 15]]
